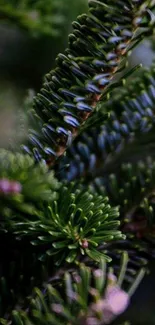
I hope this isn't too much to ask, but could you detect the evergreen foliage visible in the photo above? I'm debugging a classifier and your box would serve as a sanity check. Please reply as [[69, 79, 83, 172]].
[[24, 0, 155, 165], [0, 1, 155, 324], [0, 0, 87, 37], [0, 149, 59, 216], [57, 64, 155, 181], [0, 184, 122, 264], [0, 256, 145, 325]]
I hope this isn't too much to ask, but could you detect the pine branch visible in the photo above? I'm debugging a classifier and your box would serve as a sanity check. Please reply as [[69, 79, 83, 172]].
[[23, 0, 155, 166]]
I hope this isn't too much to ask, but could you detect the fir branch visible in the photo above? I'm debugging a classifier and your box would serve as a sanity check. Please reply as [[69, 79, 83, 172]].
[[56, 64, 155, 181], [0, 184, 122, 265], [102, 237, 154, 277], [122, 194, 155, 242], [90, 158, 155, 217], [0, 255, 145, 325], [88, 158, 155, 254], [0, 149, 59, 216], [86, 156, 155, 263], [23, 0, 155, 166]]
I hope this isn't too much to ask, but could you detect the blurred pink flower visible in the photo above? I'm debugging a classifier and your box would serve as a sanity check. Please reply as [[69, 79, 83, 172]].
[[0, 179, 22, 194]]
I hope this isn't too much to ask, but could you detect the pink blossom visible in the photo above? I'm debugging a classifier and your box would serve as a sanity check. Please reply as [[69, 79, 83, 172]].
[[90, 274, 130, 324], [0, 179, 22, 194], [105, 285, 129, 316], [92, 285, 130, 324]]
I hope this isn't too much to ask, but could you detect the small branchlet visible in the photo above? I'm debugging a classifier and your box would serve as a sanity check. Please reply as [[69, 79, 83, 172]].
[[1, 184, 122, 265]]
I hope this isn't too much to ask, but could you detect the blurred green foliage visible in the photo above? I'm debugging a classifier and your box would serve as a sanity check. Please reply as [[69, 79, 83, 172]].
[[0, 0, 88, 147]]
